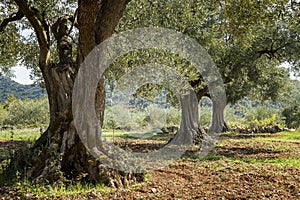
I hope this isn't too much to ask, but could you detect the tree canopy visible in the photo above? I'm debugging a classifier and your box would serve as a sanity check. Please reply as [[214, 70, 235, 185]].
[[1, 0, 299, 102], [111, 0, 299, 103]]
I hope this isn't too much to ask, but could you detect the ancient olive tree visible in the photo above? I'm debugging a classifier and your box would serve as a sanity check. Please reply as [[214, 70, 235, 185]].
[[0, 0, 144, 186]]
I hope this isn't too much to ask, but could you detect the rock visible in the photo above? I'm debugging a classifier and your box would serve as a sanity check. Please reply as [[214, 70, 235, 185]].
[[151, 188, 157, 193], [153, 129, 163, 134], [230, 125, 286, 134]]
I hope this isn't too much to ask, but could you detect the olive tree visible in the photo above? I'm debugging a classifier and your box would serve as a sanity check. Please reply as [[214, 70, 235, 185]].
[[0, 0, 141, 186]]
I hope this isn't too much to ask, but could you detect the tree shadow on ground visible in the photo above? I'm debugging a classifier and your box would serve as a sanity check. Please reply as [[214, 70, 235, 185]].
[[213, 146, 282, 159], [0, 140, 31, 151]]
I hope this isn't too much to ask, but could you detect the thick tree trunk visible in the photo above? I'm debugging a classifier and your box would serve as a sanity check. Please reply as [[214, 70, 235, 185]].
[[171, 89, 226, 147], [171, 90, 204, 145], [9, 68, 138, 186], [7, 0, 142, 187]]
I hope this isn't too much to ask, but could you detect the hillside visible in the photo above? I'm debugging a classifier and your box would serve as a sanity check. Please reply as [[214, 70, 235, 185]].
[[0, 76, 46, 102]]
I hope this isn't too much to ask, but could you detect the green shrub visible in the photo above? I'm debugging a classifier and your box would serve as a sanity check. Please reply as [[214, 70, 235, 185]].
[[103, 105, 139, 131], [144, 105, 166, 129], [0, 104, 8, 126], [225, 106, 244, 127], [3, 96, 49, 127], [282, 101, 300, 129], [199, 106, 212, 127], [224, 100, 285, 128], [244, 105, 284, 128], [103, 105, 181, 131], [165, 107, 181, 126]]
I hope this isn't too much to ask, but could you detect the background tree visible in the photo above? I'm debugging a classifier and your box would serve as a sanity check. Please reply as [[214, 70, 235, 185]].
[[107, 0, 299, 134], [282, 80, 300, 128], [3, 95, 49, 127], [0, 0, 142, 186]]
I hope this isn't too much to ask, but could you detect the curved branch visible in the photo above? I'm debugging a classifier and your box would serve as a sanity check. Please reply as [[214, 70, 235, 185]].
[[0, 10, 24, 32], [67, 9, 78, 36], [14, 0, 51, 73], [14, 0, 49, 49], [257, 42, 291, 59]]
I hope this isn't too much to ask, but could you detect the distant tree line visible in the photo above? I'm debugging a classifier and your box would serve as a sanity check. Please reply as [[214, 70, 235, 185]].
[[0, 76, 45, 103]]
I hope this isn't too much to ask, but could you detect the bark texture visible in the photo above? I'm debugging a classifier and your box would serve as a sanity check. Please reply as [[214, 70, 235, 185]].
[[171, 90, 201, 145], [171, 86, 225, 146], [6, 0, 143, 187]]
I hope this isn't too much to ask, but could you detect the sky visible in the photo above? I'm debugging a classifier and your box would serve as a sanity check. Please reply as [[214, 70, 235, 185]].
[[11, 66, 34, 85], [10, 29, 34, 85]]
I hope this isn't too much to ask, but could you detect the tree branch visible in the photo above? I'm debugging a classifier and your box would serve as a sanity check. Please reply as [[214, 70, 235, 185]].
[[0, 10, 24, 32], [13, 0, 51, 73], [67, 9, 78, 36], [257, 42, 291, 59], [14, 0, 49, 48], [193, 76, 230, 102]]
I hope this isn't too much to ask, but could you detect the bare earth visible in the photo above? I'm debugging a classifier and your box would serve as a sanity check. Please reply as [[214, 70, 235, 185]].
[[0, 133, 299, 199]]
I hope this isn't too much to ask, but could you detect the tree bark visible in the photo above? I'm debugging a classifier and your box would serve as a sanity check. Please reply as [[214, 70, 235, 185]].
[[7, 0, 142, 187], [171, 89, 204, 145], [171, 85, 226, 147]]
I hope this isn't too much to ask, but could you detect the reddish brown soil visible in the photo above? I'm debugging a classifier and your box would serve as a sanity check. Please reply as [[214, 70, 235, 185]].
[[0, 134, 299, 199]]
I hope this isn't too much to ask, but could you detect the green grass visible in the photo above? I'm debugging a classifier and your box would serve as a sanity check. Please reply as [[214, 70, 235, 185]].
[[18, 181, 113, 198], [0, 128, 172, 142], [0, 177, 113, 199], [102, 130, 128, 140], [0, 128, 41, 141], [254, 130, 300, 142], [102, 129, 171, 141], [195, 130, 300, 167], [0, 170, 113, 198], [226, 157, 300, 167]]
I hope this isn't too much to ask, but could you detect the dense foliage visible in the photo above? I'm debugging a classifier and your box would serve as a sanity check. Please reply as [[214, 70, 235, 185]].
[[0, 78, 298, 129], [112, 0, 299, 103], [0, 95, 49, 127], [282, 80, 300, 128]]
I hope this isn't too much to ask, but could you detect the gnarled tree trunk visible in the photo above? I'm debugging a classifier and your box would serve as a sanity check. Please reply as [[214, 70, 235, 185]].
[[6, 0, 143, 187], [171, 86, 226, 146], [171, 89, 204, 145]]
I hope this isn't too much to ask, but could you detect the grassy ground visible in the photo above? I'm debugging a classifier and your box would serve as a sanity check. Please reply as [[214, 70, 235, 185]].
[[0, 128, 42, 141], [0, 129, 299, 199]]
